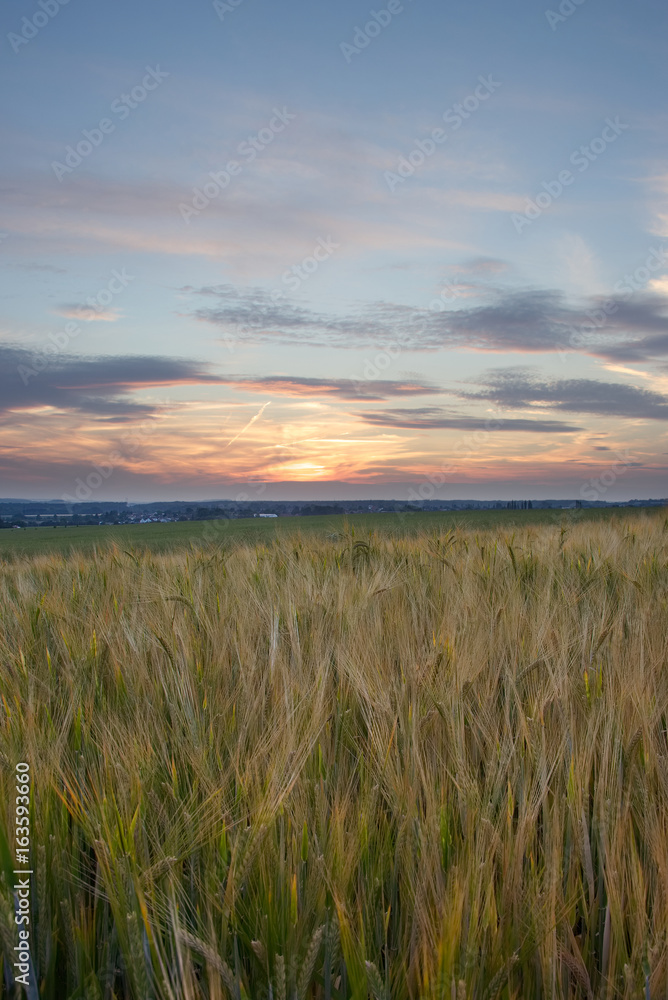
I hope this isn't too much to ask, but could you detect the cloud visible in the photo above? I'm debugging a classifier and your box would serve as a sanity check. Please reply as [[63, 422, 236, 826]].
[[189, 285, 423, 350], [190, 285, 390, 349], [424, 190, 527, 213], [0, 346, 223, 420], [454, 257, 510, 275], [460, 368, 668, 420], [217, 374, 442, 400], [56, 304, 121, 322], [0, 163, 466, 267], [356, 406, 582, 432], [588, 295, 668, 362], [12, 262, 68, 274], [190, 284, 668, 356]]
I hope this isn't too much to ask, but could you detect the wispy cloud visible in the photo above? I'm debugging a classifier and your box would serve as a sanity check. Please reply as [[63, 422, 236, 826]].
[[453, 257, 510, 276], [12, 262, 68, 274], [356, 406, 582, 432], [216, 374, 442, 400], [460, 367, 668, 419], [189, 283, 668, 357], [56, 304, 122, 322], [0, 346, 223, 420]]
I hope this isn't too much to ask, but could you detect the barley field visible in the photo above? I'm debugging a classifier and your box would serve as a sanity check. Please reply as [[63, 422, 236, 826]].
[[1, 511, 668, 999], [0, 507, 648, 560]]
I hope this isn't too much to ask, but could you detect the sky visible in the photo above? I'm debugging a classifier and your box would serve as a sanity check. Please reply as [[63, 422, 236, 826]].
[[1, 0, 668, 501]]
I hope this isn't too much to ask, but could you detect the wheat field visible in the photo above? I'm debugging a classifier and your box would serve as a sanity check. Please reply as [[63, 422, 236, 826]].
[[1, 512, 668, 999]]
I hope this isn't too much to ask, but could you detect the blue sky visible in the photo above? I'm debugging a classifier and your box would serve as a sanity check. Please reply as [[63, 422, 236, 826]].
[[1, 0, 667, 500]]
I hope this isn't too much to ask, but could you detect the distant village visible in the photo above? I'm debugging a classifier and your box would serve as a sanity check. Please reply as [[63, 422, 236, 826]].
[[1, 496, 666, 529]]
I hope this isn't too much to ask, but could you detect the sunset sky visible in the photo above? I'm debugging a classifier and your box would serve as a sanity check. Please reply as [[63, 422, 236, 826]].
[[1, 0, 668, 500]]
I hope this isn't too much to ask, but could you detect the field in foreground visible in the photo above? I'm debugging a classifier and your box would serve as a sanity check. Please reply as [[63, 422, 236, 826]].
[[1, 512, 668, 999]]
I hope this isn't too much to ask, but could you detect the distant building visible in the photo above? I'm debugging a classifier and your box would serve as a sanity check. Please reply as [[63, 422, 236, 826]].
[[258, 513, 278, 518]]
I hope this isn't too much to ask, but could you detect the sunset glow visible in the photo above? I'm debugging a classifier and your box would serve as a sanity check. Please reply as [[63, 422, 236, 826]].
[[1, 0, 667, 500]]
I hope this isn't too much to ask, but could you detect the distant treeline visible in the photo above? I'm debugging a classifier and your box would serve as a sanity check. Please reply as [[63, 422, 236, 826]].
[[1, 496, 667, 528]]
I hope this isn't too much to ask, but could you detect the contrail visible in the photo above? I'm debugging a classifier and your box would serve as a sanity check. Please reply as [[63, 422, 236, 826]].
[[223, 401, 271, 449]]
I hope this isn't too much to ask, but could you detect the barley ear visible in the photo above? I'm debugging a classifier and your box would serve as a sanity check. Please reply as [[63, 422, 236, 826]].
[[298, 925, 325, 1000], [274, 953, 287, 1000], [365, 960, 389, 1000]]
